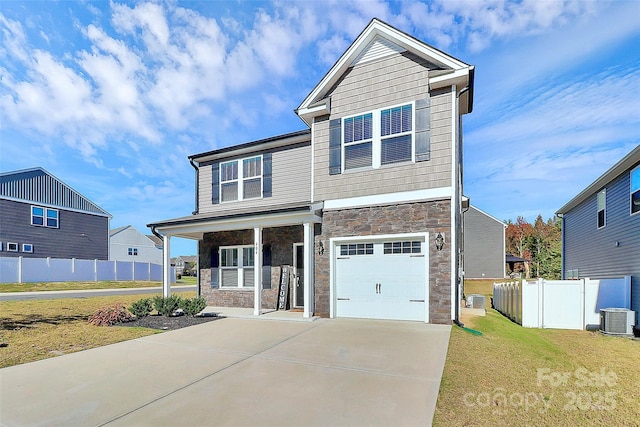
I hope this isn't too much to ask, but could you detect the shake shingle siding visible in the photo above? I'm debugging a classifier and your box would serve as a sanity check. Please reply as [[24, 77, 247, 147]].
[[0, 199, 109, 259], [313, 52, 452, 202]]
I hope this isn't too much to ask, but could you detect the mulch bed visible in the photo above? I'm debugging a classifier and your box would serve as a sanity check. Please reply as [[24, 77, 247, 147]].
[[119, 314, 223, 331]]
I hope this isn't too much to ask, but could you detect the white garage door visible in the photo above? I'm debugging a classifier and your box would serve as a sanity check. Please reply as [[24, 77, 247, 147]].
[[335, 238, 427, 321]]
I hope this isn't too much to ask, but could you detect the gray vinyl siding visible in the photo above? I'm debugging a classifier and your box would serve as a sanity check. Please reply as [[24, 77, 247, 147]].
[[198, 143, 311, 215], [463, 207, 506, 279], [313, 52, 452, 202], [0, 199, 109, 260], [562, 167, 640, 323]]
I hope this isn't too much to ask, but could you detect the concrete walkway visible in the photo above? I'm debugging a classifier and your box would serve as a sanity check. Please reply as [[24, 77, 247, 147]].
[[0, 318, 451, 427]]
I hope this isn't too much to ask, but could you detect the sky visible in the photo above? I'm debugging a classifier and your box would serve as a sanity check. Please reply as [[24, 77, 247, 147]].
[[1, 0, 639, 257]]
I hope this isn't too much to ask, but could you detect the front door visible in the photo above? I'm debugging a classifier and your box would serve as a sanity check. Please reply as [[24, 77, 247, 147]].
[[293, 243, 304, 308]]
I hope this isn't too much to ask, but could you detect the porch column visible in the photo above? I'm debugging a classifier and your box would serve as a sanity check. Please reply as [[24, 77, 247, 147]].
[[163, 234, 171, 298], [254, 227, 263, 316], [303, 222, 314, 318]]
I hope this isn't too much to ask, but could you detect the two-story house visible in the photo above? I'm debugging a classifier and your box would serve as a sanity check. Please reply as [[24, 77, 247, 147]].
[[148, 19, 474, 324], [0, 167, 111, 260], [556, 145, 640, 325], [109, 225, 163, 264]]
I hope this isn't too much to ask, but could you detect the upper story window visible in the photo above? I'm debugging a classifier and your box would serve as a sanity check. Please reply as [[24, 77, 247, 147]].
[[31, 206, 58, 228], [128, 247, 138, 256], [343, 113, 373, 170], [342, 103, 413, 171], [220, 156, 262, 203], [631, 166, 640, 215], [597, 189, 606, 229], [381, 104, 413, 165]]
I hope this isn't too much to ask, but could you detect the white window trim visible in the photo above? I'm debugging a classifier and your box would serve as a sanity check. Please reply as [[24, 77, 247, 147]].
[[22, 243, 33, 253], [341, 101, 415, 172], [220, 155, 264, 203], [631, 165, 640, 216], [31, 205, 59, 228], [219, 244, 255, 289], [7, 242, 18, 252], [597, 189, 606, 229]]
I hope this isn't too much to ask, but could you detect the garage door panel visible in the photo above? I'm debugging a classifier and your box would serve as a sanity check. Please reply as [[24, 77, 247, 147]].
[[335, 239, 427, 322]]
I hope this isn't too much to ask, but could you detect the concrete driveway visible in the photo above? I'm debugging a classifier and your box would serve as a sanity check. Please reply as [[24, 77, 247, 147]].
[[0, 318, 451, 427]]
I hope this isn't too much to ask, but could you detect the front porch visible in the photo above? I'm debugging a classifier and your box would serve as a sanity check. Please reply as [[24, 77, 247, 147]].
[[148, 203, 322, 320]]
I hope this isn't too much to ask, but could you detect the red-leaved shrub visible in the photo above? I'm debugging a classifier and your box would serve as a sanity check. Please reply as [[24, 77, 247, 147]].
[[88, 303, 133, 326]]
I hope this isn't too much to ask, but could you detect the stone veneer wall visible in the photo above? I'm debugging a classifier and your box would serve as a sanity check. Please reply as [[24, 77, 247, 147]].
[[199, 226, 303, 309], [314, 200, 452, 323]]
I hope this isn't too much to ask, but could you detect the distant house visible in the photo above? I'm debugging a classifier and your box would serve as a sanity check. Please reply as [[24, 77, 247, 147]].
[[0, 167, 111, 259], [556, 145, 640, 324], [174, 255, 197, 276], [109, 225, 163, 264], [463, 205, 506, 279]]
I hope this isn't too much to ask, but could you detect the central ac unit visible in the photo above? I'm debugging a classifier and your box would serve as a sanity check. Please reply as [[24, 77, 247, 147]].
[[600, 308, 635, 335], [467, 294, 486, 309]]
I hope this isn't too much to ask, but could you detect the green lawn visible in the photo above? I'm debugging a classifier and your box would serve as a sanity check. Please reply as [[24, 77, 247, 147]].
[[0, 276, 197, 292], [433, 279, 640, 425]]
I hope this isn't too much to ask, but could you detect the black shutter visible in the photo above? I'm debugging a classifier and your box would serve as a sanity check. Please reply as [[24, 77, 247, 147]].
[[262, 244, 272, 289], [211, 163, 220, 204], [329, 118, 342, 175], [210, 246, 219, 288], [263, 153, 272, 198], [415, 97, 431, 162]]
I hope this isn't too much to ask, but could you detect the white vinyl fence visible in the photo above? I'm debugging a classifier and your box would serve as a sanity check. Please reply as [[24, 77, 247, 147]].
[[0, 256, 175, 284], [493, 277, 632, 330]]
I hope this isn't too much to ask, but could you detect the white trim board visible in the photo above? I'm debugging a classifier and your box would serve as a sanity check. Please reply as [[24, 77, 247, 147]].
[[323, 187, 452, 211]]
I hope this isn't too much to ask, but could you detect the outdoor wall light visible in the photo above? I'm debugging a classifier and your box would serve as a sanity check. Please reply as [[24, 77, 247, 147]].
[[435, 232, 445, 251], [317, 241, 325, 255]]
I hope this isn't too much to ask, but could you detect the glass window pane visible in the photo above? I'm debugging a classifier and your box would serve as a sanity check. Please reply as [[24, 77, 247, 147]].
[[32, 207, 43, 216], [32, 216, 44, 226], [345, 142, 372, 170], [243, 178, 262, 199], [402, 105, 412, 132], [363, 113, 372, 139], [243, 247, 254, 267], [221, 269, 238, 287], [381, 135, 412, 165], [46, 218, 58, 227], [381, 110, 390, 136], [46, 209, 58, 219], [221, 182, 238, 202], [353, 115, 363, 141], [243, 268, 255, 287], [344, 118, 353, 143]]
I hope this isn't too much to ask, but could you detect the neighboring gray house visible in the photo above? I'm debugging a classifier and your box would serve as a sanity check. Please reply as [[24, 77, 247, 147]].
[[0, 167, 111, 259], [463, 205, 506, 279], [109, 225, 163, 264], [149, 19, 475, 324], [556, 145, 640, 324]]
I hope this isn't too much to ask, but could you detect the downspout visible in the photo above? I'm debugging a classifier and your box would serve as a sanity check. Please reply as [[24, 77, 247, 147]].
[[190, 158, 199, 215], [453, 85, 470, 328]]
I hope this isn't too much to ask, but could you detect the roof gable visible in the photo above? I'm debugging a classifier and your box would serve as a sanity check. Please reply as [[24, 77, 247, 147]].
[[0, 167, 111, 217], [557, 145, 640, 214], [296, 18, 474, 125]]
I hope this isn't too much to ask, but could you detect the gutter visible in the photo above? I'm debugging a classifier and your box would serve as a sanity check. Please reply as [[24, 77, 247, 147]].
[[190, 158, 199, 215]]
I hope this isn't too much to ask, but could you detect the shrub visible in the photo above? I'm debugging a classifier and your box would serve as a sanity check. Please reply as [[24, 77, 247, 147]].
[[129, 298, 153, 318], [180, 297, 207, 316], [152, 295, 182, 316], [88, 304, 133, 326]]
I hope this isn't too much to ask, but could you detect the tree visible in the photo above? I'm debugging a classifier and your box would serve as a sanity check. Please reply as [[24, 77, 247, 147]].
[[504, 215, 562, 279], [505, 216, 533, 278]]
